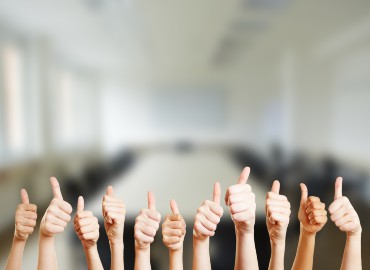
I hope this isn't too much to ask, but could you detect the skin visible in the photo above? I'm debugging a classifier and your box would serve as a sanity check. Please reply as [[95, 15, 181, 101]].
[[37, 177, 73, 270], [162, 199, 186, 270], [329, 177, 362, 270], [134, 191, 161, 270], [192, 182, 223, 270], [225, 167, 258, 270], [102, 186, 126, 270], [265, 180, 291, 270], [5, 189, 38, 270], [292, 183, 327, 270], [74, 196, 103, 270]]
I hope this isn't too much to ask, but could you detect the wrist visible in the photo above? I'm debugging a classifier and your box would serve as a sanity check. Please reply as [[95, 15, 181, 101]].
[[13, 233, 28, 243], [300, 224, 317, 237], [169, 247, 183, 256], [110, 240, 124, 250]]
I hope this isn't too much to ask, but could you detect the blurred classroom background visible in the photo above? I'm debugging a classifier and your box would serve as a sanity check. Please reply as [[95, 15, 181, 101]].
[[0, 0, 370, 269]]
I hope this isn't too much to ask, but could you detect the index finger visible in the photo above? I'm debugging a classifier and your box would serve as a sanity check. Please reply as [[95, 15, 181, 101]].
[[213, 182, 221, 205], [50, 177, 63, 200], [237, 167, 250, 184], [334, 177, 343, 200], [21, 189, 29, 204]]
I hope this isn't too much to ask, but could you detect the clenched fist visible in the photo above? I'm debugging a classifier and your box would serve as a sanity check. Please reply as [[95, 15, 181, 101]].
[[14, 189, 37, 241], [102, 186, 125, 244], [193, 182, 223, 240], [266, 180, 291, 244], [298, 184, 327, 235], [162, 199, 186, 251], [225, 167, 255, 234], [74, 196, 100, 249], [134, 192, 161, 250], [40, 177, 72, 237], [329, 177, 361, 235]]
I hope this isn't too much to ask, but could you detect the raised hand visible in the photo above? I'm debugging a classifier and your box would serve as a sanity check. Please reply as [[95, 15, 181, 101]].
[[40, 177, 72, 237], [14, 189, 38, 241], [74, 196, 100, 249], [102, 186, 126, 244], [193, 182, 223, 240], [266, 180, 291, 244], [134, 192, 161, 250], [225, 167, 255, 234], [298, 183, 327, 235], [329, 177, 361, 235], [162, 199, 186, 251]]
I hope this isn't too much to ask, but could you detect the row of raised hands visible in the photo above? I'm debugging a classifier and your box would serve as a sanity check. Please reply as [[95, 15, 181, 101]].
[[4, 167, 362, 270]]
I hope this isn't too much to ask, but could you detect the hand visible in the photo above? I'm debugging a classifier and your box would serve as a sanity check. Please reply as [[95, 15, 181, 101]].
[[134, 191, 161, 250], [266, 180, 290, 245], [298, 183, 327, 235], [225, 167, 255, 235], [329, 177, 361, 236], [74, 196, 100, 249], [193, 182, 223, 240], [40, 177, 72, 237], [102, 186, 126, 244], [162, 199, 186, 251], [14, 189, 37, 241]]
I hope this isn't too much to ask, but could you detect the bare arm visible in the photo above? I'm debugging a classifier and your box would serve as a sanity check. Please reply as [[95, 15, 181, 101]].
[[225, 167, 258, 270], [193, 182, 223, 270], [134, 191, 161, 270], [266, 180, 290, 270], [163, 200, 186, 270], [329, 177, 362, 270], [292, 184, 327, 270], [102, 186, 125, 270], [5, 190, 37, 270], [37, 177, 73, 270]]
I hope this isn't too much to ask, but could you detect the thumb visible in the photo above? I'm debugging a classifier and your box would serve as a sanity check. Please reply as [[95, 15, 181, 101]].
[[21, 189, 29, 204], [334, 177, 343, 200], [106, 186, 114, 196], [77, 196, 84, 212], [170, 199, 180, 214], [271, 180, 280, 194], [237, 167, 250, 184], [300, 183, 308, 204], [213, 182, 221, 205], [50, 177, 63, 200], [148, 191, 156, 210]]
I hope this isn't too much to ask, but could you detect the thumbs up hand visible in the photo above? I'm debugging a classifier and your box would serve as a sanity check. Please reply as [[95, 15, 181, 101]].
[[162, 200, 186, 250], [40, 177, 72, 237], [329, 177, 361, 236], [102, 186, 126, 244], [193, 182, 224, 240], [225, 167, 256, 234], [265, 180, 291, 244], [14, 189, 38, 241], [298, 183, 327, 235], [74, 196, 100, 249], [134, 192, 161, 250]]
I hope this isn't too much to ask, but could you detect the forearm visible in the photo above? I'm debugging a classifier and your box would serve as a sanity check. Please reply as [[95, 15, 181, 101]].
[[340, 233, 362, 270], [268, 241, 285, 270], [235, 231, 259, 270], [83, 246, 104, 270], [5, 238, 26, 270], [134, 246, 151, 270], [37, 234, 58, 270], [192, 237, 211, 270], [110, 241, 124, 270], [291, 226, 316, 270], [169, 248, 183, 270]]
